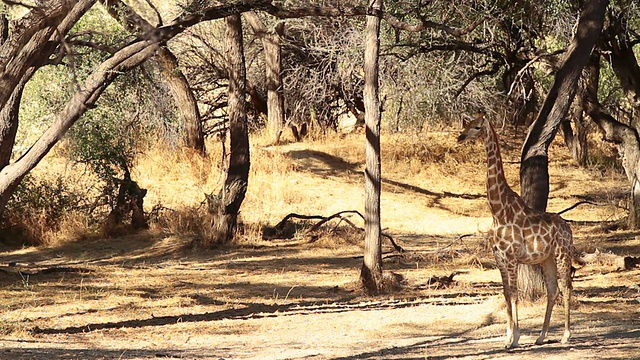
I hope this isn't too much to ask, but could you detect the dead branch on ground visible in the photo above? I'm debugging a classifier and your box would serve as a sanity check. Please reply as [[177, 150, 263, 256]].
[[557, 200, 600, 216], [263, 210, 404, 252], [415, 271, 461, 289]]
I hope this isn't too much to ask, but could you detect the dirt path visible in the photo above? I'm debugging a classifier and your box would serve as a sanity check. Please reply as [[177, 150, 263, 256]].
[[0, 233, 638, 360]]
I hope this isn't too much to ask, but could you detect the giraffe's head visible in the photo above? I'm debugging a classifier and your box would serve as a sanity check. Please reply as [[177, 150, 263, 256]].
[[457, 113, 487, 143]]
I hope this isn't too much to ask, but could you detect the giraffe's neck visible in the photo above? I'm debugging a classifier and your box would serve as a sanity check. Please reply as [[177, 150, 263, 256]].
[[483, 122, 521, 222]]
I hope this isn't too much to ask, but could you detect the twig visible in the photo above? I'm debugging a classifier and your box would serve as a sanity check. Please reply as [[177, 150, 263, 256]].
[[507, 49, 565, 97], [556, 200, 600, 216]]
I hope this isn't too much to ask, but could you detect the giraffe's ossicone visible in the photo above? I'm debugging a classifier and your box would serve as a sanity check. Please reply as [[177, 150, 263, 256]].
[[458, 113, 573, 349]]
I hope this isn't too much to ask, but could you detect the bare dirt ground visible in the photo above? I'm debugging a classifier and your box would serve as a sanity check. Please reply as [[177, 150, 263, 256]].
[[1, 132, 639, 359]]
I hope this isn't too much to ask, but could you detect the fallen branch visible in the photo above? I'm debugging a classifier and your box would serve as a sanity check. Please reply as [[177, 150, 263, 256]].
[[264, 210, 404, 252], [556, 200, 600, 216], [415, 271, 461, 289]]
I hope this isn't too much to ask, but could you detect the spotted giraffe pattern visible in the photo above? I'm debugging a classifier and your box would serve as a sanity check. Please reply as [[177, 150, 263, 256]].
[[458, 113, 573, 348]]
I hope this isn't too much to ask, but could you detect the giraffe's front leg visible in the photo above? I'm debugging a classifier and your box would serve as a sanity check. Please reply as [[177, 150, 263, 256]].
[[497, 259, 520, 348]]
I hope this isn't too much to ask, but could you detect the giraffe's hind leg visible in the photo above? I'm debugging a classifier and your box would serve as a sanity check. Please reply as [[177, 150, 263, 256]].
[[536, 257, 558, 345], [557, 251, 573, 344]]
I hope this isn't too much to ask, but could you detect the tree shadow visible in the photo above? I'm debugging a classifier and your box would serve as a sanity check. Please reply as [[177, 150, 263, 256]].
[[327, 327, 640, 360], [0, 342, 215, 360], [285, 149, 485, 216], [29, 292, 492, 336]]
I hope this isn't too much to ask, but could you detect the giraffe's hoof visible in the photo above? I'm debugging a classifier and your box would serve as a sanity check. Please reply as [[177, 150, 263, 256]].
[[504, 330, 520, 349], [561, 330, 571, 344], [504, 339, 519, 349], [535, 337, 545, 345]]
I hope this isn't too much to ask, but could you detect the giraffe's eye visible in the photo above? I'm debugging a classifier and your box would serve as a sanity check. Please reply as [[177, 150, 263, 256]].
[[474, 126, 481, 130]]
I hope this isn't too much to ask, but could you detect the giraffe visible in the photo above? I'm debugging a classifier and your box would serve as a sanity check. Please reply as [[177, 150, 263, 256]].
[[457, 113, 573, 348]]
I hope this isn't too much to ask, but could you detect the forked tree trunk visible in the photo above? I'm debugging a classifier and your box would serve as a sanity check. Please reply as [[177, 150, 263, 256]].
[[205, 13, 250, 244], [360, 0, 384, 294], [0, 75, 29, 215], [0, 1, 74, 109], [518, 0, 608, 300]]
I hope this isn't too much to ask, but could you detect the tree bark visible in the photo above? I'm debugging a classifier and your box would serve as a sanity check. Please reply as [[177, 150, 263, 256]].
[[244, 12, 285, 144], [561, 86, 589, 167], [0, 75, 27, 169], [360, 0, 384, 295], [0, 0, 98, 216], [0, 1, 77, 110], [0, 15, 23, 170], [103, 0, 205, 155], [205, 13, 250, 244], [518, 0, 608, 301]]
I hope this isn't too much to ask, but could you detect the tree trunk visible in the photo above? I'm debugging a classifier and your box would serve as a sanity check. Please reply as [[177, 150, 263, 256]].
[[0, 16, 24, 170], [0, 75, 27, 169], [518, 0, 608, 300], [561, 89, 589, 167], [244, 12, 285, 144], [204, 13, 250, 245], [155, 49, 205, 154], [103, 0, 205, 155], [265, 23, 285, 144], [105, 168, 148, 234], [586, 101, 640, 228], [360, 0, 384, 295]]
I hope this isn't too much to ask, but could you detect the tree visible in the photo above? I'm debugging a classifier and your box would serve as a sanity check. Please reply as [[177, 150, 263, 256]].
[[205, 13, 250, 244], [518, 0, 608, 300], [521, 0, 609, 212], [583, 53, 640, 229], [0, 0, 270, 218], [360, 0, 384, 294], [595, 2, 640, 227]]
